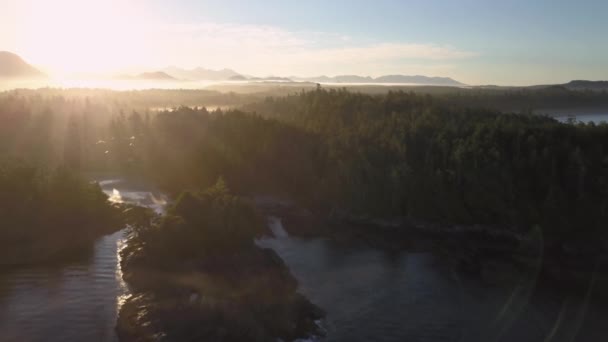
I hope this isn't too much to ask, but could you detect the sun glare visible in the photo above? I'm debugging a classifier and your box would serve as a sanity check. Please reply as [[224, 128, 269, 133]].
[[16, 0, 149, 76]]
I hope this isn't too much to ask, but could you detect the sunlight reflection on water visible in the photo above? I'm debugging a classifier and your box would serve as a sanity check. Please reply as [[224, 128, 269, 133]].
[[108, 189, 123, 204], [116, 237, 130, 317]]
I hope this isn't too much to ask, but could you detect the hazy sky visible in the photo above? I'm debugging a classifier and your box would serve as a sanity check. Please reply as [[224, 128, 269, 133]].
[[1, 0, 607, 85]]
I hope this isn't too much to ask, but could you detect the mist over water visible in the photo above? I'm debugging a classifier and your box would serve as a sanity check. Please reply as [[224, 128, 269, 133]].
[[256, 219, 608, 342], [0, 79, 222, 91], [0, 78, 465, 92]]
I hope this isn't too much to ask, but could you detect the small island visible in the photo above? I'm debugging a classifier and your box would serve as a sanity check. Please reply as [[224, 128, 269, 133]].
[[117, 179, 324, 341]]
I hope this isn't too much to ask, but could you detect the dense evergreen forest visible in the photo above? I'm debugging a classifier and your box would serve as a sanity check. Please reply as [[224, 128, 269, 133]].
[[0, 161, 121, 265], [209, 82, 608, 113], [118, 179, 322, 341], [2, 86, 608, 339], [2, 87, 608, 262], [437, 85, 608, 113], [110, 89, 608, 245], [244, 89, 608, 236]]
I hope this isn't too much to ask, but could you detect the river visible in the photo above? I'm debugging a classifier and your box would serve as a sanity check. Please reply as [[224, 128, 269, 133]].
[[0, 179, 166, 342], [257, 217, 608, 342], [1, 183, 607, 341]]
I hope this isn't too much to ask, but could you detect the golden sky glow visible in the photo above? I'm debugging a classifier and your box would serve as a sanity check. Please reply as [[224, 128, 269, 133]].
[[2, 0, 474, 79], [12, 0, 153, 76], [2, 0, 606, 85]]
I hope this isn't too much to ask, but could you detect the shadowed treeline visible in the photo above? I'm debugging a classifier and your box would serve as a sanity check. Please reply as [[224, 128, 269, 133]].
[[3, 88, 608, 246], [0, 162, 122, 265]]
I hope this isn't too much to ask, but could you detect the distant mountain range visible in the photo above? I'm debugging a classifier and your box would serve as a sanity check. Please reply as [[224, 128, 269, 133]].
[[163, 67, 241, 81], [161, 65, 464, 85], [136, 71, 176, 80], [0, 52, 464, 85], [4, 51, 606, 90], [250, 76, 294, 82], [229, 75, 248, 81], [0, 51, 46, 78], [562, 80, 608, 91], [292, 74, 465, 86], [112, 69, 608, 89], [115, 71, 177, 81]]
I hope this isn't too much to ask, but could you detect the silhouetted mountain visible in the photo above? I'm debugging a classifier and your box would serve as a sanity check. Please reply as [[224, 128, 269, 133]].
[[375, 75, 463, 86], [164, 67, 241, 81], [249, 76, 293, 82], [229, 75, 248, 81], [295, 75, 333, 82], [333, 75, 374, 83], [294, 74, 463, 85], [115, 71, 177, 81], [135, 72, 176, 80], [157, 67, 464, 85], [563, 80, 608, 91], [0, 51, 45, 78]]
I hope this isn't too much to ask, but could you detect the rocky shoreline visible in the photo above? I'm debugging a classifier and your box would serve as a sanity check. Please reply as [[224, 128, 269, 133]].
[[116, 199, 325, 342]]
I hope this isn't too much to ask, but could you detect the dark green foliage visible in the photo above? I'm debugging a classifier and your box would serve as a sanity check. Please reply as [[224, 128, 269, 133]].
[[243, 89, 608, 238], [168, 177, 263, 253], [123, 178, 264, 267], [0, 160, 121, 264], [105, 88, 608, 243], [118, 179, 322, 342], [2, 88, 608, 245], [446, 85, 608, 112], [120, 106, 323, 202]]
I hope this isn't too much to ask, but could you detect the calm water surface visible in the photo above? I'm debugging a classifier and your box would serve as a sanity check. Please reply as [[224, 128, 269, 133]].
[[257, 217, 608, 342], [1, 185, 607, 342]]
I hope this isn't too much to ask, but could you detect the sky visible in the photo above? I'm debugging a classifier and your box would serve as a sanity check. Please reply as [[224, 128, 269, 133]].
[[1, 0, 607, 85]]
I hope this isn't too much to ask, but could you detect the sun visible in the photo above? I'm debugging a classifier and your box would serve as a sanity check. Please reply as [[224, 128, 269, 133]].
[[15, 0, 151, 76]]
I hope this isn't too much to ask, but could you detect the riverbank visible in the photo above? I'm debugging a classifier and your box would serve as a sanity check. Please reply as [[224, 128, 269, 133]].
[[0, 223, 120, 267], [0, 201, 125, 268], [0, 166, 128, 268]]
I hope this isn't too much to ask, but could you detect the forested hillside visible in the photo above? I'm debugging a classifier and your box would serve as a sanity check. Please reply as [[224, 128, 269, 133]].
[[3, 88, 608, 250]]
